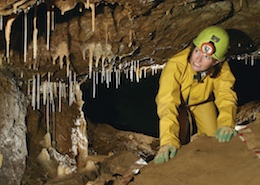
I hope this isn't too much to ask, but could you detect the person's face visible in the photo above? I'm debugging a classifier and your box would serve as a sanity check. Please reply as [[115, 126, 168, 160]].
[[190, 47, 219, 72]]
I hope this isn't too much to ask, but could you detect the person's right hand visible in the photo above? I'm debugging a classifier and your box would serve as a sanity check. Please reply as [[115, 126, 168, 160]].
[[154, 145, 177, 164]]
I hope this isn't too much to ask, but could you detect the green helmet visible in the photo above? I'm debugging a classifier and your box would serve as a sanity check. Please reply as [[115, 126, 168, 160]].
[[193, 26, 229, 61]]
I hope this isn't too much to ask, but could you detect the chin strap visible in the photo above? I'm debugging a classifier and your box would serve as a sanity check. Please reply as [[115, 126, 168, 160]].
[[194, 71, 207, 83]]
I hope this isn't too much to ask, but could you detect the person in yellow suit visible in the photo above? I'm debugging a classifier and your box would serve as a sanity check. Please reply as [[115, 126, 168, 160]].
[[154, 26, 238, 164]]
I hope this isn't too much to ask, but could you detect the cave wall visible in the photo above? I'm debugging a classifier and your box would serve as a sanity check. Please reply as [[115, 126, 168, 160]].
[[0, 71, 28, 185]]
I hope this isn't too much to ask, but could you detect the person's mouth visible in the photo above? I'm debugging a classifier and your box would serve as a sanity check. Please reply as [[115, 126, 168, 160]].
[[193, 62, 201, 67]]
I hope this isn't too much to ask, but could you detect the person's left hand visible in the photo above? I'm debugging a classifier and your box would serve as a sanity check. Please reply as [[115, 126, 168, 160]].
[[215, 126, 237, 142], [154, 145, 177, 164]]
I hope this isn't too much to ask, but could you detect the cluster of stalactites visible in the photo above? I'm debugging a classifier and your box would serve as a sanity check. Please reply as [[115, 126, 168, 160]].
[[0, 1, 168, 101], [27, 70, 78, 132], [29, 69, 89, 175], [89, 58, 165, 98], [0, 1, 96, 65], [230, 50, 260, 66]]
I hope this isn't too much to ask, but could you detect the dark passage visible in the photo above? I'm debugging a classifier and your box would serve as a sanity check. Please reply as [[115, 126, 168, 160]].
[[82, 60, 260, 137], [229, 59, 260, 106], [82, 73, 160, 137]]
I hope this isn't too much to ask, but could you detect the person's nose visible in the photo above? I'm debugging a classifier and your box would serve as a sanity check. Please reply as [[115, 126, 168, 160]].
[[195, 51, 203, 63]]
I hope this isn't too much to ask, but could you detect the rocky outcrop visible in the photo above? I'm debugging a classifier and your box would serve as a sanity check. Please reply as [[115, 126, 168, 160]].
[[0, 71, 29, 185]]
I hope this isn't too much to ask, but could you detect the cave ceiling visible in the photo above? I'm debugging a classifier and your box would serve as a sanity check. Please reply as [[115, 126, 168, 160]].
[[0, 0, 259, 84]]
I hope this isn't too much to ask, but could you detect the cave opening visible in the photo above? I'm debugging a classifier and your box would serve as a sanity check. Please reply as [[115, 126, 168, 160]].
[[81, 72, 160, 137], [229, 59, 260, 105]]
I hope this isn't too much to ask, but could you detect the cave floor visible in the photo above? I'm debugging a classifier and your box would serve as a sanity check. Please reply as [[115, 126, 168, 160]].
[[23, 113, 260, 185], [129, 115, 260, 185]]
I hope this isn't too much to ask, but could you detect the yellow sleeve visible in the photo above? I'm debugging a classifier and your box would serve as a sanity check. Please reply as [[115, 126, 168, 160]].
[[213, 62, 238, 128], [155, 59, 183, 148]]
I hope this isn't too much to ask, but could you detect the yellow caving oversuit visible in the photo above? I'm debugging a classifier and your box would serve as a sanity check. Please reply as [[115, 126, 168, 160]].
[[156, 47, 237, 148]]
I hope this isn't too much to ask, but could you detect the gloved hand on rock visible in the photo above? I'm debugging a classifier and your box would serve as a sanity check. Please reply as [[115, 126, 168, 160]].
[[154, 145, 177, 164], [215, 126, 237, 143]]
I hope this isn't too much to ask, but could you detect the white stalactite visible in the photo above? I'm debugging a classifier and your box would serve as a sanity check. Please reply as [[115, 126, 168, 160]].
[[251, 55, 254, 66], [24, 12, 27, 63], [46, 73, 51, 133], [46, 7, 50, 50], [130, 61, 133, 82], [106, 68, 109, 88], [136, 60, 140, 83], [46, 88, 50, 133], [85, 0, 90, 9], [37, 74, 40, 110], [101, 58, 105, 83], [93, 71, 96, 98], [50, 82, 54, 110], [33, 8, 38, 61], [43, 81, 47, 105], [115, 68, 119, 89], [53, 82, 57, 98], [95, 70, 98, 85], [5, 16, 16, 63], [32, 75, 36, 110]]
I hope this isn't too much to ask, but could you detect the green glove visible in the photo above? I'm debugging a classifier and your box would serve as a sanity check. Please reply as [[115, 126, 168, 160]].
[[154, 145, 177, 164], [215, 126, 237, 143]]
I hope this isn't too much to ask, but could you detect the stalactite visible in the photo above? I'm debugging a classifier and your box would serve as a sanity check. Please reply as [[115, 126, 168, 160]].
[[136, 60, 140, 83], [51, 5, 55, 31], [0, 15, 2, 31], [93, 71, 96, 98], [33, 7, 38, 61], [130, 61, 134, 82], [53, 82, 57, 98], [46, 6, 50, 50], [115, 68, 119, 89], [5, 16, 16, 63], [59, 81, 62, 112], [101, 58, 105, 83], [32, 75, 36, 110], [251, 55, 254, 66], [84, 0, 90, 9], [106, 68, 109, 88], [89, 3, 95, 32], [68, 71, 72, 105], [37, 74, 40, 110], [13, 0, 27, 13], [79, 3, 83, 12], [245, 54, 248, 65], [88, 43, 95, 79], [50, 82, 54, 112], [43, 81, 46, 105], [46, 73, 51, 133], [24, 12, 27, 63]]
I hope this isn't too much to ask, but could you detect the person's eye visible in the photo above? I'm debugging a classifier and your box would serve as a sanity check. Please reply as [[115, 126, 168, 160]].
[[204, 55, 211, 60]]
